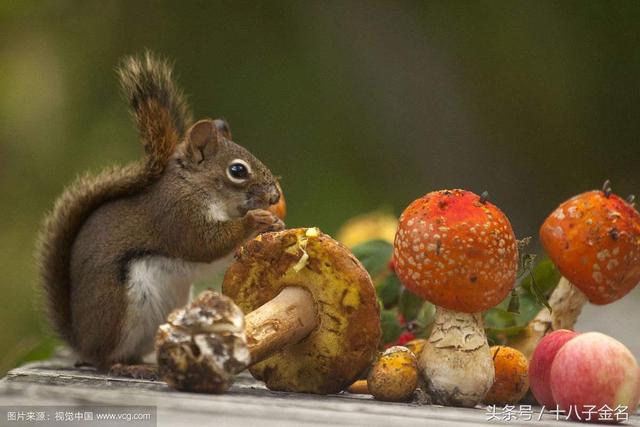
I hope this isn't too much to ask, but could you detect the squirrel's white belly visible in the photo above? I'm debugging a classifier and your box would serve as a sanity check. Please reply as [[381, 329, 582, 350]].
[[113, 254, 233, 361]]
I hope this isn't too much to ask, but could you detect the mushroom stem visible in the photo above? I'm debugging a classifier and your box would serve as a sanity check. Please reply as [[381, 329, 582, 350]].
[[511, 277, 588, 359], [419, 306, 495, 407], [244, 286, 318, 363]]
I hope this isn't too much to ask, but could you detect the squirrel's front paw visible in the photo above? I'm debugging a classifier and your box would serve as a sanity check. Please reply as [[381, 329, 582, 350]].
[[247, 209, 285, 234]]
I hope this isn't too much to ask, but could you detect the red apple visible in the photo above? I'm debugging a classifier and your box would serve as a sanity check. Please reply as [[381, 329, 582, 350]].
[[529, 329, 580, 407], [550, 332, 640, 423]]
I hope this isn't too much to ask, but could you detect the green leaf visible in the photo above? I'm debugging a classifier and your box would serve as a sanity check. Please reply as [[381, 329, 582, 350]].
[[486, 325, 527, 336], [351, 239, 393, 279], [486, 325, 528, 346], [484, 307, 518, 330], [410, 302, 436, 339], [376, 273, 402, 308], [484, 257, 561, 337], [516, 292, 544, 325], [529, 271, 552, 311], [520, 258, 560, 312], [398, 287, 424, 321], [520, 258, 560, 296], [380, 308, 403, 345], [507, 288, 520, 314]]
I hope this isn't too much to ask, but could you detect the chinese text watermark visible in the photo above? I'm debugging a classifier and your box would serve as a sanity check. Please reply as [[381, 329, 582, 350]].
[[485, 404, 629, 422], [2, 406, 156, 426]]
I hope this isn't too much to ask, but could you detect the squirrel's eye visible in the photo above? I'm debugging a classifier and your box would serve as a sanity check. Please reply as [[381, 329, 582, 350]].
[[229, 163, 248, 178], [227, 160, 251, 183]]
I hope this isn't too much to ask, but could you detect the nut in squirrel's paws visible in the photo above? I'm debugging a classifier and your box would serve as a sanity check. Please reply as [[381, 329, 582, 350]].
[[247, 209, 285, 234]]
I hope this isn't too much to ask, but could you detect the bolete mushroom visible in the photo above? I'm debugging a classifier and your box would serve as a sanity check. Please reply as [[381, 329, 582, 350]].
[[512, 183, 640, 358], [345, 338, 427, 396], [157, 228, 381, 394], [367, 346, 419, 402], [483, 346, 530, 405], [393, 189, 519, 407], [403, 338, 427, 359]]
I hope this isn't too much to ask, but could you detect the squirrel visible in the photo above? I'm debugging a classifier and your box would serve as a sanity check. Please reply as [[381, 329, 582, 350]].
[[37, 52, 284, 377]]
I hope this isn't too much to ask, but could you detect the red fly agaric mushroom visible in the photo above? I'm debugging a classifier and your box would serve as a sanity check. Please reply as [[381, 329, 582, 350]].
[[393, 189, 519, 406], [158, 228, 381, 394], [512, 182, 640, 358]]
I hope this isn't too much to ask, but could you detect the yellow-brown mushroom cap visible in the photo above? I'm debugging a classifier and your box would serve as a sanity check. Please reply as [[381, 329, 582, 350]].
[[403, 338, 428, 359], [222, 227, 381, 394], [368, 346, 419, 402], [484, 345, 529, 405]]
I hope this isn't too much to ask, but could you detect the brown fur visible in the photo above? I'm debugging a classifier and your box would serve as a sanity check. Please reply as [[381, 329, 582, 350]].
[[37, 53, 282, 368], [38, 162, 151, 348], [117, 52, 193, 174]]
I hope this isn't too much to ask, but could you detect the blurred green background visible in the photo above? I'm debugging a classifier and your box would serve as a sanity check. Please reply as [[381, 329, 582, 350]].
[[1, 1, 639, 374]]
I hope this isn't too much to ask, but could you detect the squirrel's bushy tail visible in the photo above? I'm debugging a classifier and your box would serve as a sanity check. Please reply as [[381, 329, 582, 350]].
[[38, 52, 191, 346], [38, 164, 149, 346], [118, 51, 193, 173]]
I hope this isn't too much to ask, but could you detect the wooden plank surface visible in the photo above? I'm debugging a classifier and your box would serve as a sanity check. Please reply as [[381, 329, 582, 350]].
[[0, 359, 637, 427]]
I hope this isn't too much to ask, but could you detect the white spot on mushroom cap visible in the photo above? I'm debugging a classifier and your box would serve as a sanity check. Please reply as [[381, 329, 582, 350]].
[[596, 249, 611, 261], [568, 206, 579, 218], [593, 271, 603, 284], [608, 211, 622, 220], [551, 226, 564, 238]]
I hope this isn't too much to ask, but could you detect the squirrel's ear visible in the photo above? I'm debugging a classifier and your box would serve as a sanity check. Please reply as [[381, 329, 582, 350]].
[[185, 119, 219, 163], [214, 118, 232, 140]]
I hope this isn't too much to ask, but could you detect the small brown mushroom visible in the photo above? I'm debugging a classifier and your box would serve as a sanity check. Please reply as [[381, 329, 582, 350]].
[[368, 346, 419, 402], [345, 338, 426, 396], [155, 291, 249, 393], [157, 228, 381, 394], [483, 346, 530, 405]]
